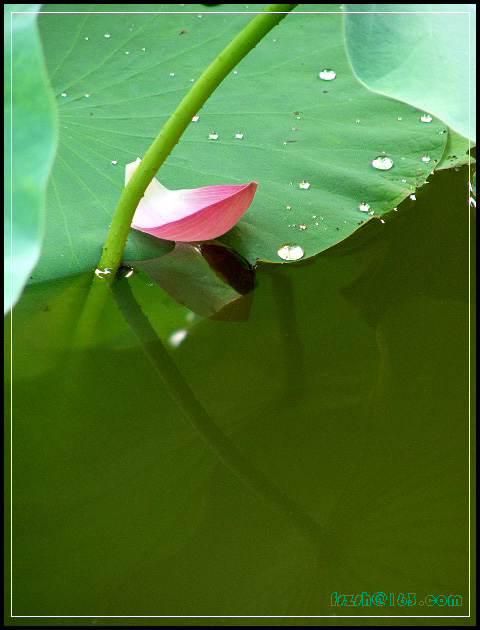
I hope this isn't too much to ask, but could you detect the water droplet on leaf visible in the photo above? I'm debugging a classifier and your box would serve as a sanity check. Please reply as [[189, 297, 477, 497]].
[[319, 68, 336, 81], [372, 156, 394, 170], [277, 244, 305, 261]]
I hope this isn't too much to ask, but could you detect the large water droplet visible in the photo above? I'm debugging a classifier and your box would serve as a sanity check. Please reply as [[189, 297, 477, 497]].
[[420, 114, 432, 123], [319, 69, 336, 81], [358, 202, 371, 212], [104, 33, 110, 38], [299, 180, 310, 189], [235, 132, 244, 139], [277, 244, 305, 261], [168, 329, 188, 348], [372, 156, 394, 170]]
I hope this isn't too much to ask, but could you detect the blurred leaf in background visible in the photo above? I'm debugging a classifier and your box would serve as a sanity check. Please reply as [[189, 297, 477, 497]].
[[344, 4, 476, 141], [5, 4, 58, 313]]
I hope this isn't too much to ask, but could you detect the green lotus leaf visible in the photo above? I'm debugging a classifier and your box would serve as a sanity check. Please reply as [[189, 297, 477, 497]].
[[32, 4, 447, 283], [5, 4, 58, 313], [344, 4, 475, 141]]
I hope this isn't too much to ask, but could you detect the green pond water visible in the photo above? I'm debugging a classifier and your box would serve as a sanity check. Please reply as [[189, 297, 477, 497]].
[[6, 165, 473, 624]]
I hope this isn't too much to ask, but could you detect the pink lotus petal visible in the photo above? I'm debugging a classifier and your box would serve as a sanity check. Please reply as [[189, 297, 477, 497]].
[[125, 158, 258, 241]]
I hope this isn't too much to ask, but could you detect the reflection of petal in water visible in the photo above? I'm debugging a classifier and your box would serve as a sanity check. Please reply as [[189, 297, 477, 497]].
[[126, 241, 255, 321]]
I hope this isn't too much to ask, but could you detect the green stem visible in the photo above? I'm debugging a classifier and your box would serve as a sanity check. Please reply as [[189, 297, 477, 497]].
[[72, 4, 297, 348], [99, 3, 297, 281]]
